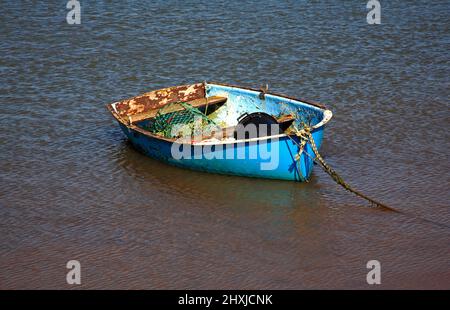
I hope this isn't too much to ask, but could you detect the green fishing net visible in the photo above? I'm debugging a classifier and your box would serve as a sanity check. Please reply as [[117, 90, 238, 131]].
[[147, 101, 217, 138]]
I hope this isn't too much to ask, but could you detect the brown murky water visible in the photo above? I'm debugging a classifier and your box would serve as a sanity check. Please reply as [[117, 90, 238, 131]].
[[1, 1, 449, 289]]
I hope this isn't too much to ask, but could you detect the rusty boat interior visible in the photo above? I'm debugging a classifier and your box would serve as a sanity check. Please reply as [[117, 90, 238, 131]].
[[107, 82, 332, 144]]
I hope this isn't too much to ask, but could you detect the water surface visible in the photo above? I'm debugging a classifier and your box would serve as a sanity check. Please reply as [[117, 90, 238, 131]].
[[0, 0, 449, 289]]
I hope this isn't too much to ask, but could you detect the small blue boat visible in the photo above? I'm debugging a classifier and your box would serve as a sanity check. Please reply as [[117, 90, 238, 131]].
[[107, 82, 332, 182]]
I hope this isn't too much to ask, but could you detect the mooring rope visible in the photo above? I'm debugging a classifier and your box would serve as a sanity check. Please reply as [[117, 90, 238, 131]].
[[289, 125, 397, 212], [286, 125, 450, 229]]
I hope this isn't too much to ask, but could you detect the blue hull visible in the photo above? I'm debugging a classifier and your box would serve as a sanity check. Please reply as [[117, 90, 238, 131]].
[[119, 123, 324, 182]]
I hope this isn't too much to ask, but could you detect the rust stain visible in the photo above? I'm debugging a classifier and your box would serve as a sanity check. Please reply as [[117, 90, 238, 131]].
[[116, 83, 205, 117]]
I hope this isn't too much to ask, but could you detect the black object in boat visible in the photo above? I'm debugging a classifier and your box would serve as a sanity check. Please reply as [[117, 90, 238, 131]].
[[234, 112, 285, 139]]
